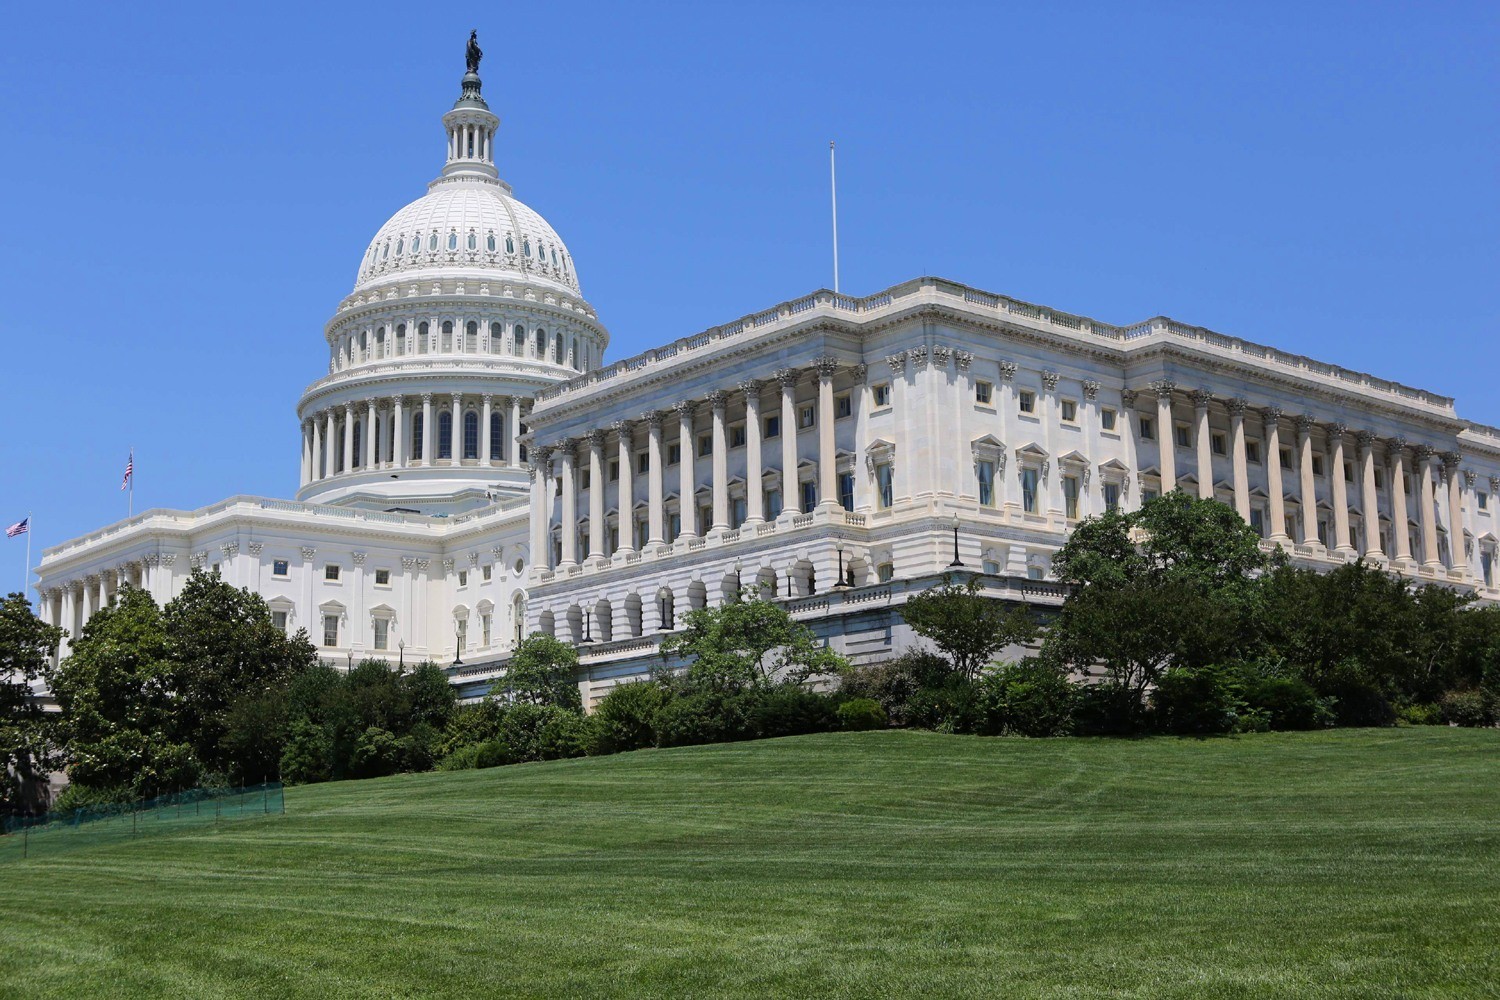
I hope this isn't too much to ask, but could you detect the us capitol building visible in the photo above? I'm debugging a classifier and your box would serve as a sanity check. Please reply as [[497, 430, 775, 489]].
[[32, 43, 1500, 705]]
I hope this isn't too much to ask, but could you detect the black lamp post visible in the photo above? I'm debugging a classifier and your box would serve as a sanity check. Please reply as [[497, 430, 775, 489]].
[[398, 639, 405, 671], [734, 559, 743, 601], [658, 595, 670, 631], [452, 626, 464, 668], [834, 545, 847, 589], [582, 608, 594, 644], [948, 513, 965, 568]]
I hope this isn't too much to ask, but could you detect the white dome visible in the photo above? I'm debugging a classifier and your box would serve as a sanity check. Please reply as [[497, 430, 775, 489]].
[[354, 179, 581, 296]]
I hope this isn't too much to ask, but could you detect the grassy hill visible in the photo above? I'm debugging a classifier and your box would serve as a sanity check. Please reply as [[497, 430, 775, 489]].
[[2, 728, 1497, 999]]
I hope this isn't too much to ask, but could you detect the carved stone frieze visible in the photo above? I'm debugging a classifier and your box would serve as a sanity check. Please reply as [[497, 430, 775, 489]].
[[301, 546, 316, 560], [352, 552, 367, 565]]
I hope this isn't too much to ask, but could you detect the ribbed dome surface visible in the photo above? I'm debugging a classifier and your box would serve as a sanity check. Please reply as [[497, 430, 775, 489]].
[[354, 180, 580, 296]]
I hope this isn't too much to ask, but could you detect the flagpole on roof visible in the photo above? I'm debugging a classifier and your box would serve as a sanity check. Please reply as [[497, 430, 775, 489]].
[[23, 511, 31, 598], [830, 140, 840, 294]]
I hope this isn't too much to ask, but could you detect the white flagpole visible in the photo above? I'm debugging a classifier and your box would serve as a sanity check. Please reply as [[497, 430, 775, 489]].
[[829, 141, 840, 293], [128, 448, 134, 518], [22, 511, 31, 598]]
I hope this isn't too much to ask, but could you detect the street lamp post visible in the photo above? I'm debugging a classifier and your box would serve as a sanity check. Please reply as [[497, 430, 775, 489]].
[[452, 626, 463, 668], [658, 594, 670, 631], [948, 513, 965, 568], [398, 638, 405, 671], [582, 607, 594, 644], [834, 544, 847, 589], [734, 559, 743, 601]]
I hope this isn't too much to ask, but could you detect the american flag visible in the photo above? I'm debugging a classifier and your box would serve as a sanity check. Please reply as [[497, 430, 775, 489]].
[[5, 517, 26, 538], [121, 452, 134, 491]]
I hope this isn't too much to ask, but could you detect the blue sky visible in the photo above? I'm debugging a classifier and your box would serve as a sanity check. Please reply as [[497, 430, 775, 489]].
[[1, 1, 1496, 569]]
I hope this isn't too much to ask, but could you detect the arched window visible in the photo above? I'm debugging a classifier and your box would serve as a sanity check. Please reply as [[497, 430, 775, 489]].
[[358, 331, 368, 362], [535, 328, 546, 357], [465, 321, 478, 353], [513, 324, 525, 356], [417, 321, 429, 354], [486, 233, 496, 252], [513, 592, 526, 644], [505, 235, 515, 254], [490, 412, 504, 461], [463, 411, 479, 460], [466, 232, 477, 251], [381, 242, 389, 260], [447, 232, 458, 251], [428, 233, 438, 252], [395, 324, 406, 356], [490, 322, 503, 353], [352, 420, 362, 468], [441, 321, 453, 352], [411, 412, 424, 460], [551, 248, 559, 267], [438, 412, 453, 459], [570, 336, 579, 370], [554, 332, 564, 364], [522, 237, 531, 257], [396, 237, 404, 255]]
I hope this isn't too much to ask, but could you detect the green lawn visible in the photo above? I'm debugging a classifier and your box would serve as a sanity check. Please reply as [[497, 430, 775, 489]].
[[2, 728, 1498, 999]]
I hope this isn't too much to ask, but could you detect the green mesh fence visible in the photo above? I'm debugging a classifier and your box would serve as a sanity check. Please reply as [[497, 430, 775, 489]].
[[1, 783, 285, 861]]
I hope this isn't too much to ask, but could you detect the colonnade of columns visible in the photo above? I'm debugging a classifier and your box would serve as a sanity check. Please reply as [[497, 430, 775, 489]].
[[329, 318, 594, 374], [35, 555, 174, 661], [301, 393, 529, 486], [531, 357, 855, 571], [1144, 382, 1475, 577]]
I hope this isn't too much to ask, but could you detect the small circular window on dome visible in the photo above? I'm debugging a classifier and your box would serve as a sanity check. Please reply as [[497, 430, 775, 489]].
[[513, 559, 524, 575], [486, 233, 496, 252], [448, 232, 458, 251], [467, 232, 477, 251], [428, 233, 438, 252]]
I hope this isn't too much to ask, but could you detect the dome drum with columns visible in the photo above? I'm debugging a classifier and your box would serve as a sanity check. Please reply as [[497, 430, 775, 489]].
[[297, 44, 607, 513]]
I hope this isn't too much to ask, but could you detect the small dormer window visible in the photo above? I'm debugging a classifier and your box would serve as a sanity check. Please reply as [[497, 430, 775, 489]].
[[522, 238, 531, 256], [467, 232, 477, 250], [505, 235, 515, 254], [486, 234, 496, 252], [428, 233, 438, 251], [381, 242, 389, 260], [448, 232, 458, 250], [551, 249, 559, 266], [396, 237, 404, 255]]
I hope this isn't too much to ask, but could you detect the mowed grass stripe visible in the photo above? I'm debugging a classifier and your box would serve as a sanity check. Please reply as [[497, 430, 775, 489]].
[[2, 728, 1497, 999]]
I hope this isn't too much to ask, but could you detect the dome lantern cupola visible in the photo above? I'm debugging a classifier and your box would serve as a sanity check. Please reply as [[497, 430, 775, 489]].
[[442, 30, 499, 181]]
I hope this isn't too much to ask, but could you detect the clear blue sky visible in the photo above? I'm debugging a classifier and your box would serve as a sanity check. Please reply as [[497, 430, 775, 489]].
[[2, 1, 1496, 567]]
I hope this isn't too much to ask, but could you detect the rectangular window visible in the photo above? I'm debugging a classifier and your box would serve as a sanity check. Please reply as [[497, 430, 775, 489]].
[[877, 562, 894, 583], [1312, 455, 1325, 477], [1280, 447, 1293, 470], [1247, 440, 1262, 464], [1104, 482, 1121, 513], [324, 564, 340, 582], [608, 526, 619, 554], [1061, 399, 1078, 423], [1479, 492, 1489, 511], [1481, 550, 1493, 587], [1101, 408, 1117, 431], [322, 614, 339, 648], [876, 463, 893, 509], [1318, 517, 1332, 549], [373, 618, 388, 650], [1027, 566, 1045, 581], [697, 433, 712, 457], [764, 414, 781, 439], [667, 443, 681, 465], [872, 384, 891, 407], [835, 393, 852, 418], [698, 504, 712, 531], [1021, 468, 1039, 514], [1019, 390, 1036, 414], [765, 488, 783, 518], [1250, 508, 1265, 537], [838, 472, 855, 511], [609, 460, 620, 482], [272, 559, 289, 577], [1143, 489, 1160, 503], [458, 570, 468, 587], [1139, 416, 1155, 440], [982, 559, 1001, 575], [1063, 475, 1080, 519], [456, 619, 467, 656], [637, 452, 650, 474], [975, 381, 994, 405], [731, 496, 747, 528], [730, 424, 747, 448], [634, 519, 648, 549], [977, 460, 995, 507], [667, 512, 680, 542], [798, 405, 816, 429], [481, 565, 492, 582], [1344, 462, 1354, 483], [1175, 424, 1192, 449], [375, 568, 391, 586], [1375, 469, 1386, 489], [800, 480, 817, 514], [272, 610, 288, 632], [482, 614, 492, 647], [1211, 432, 1227, 456]]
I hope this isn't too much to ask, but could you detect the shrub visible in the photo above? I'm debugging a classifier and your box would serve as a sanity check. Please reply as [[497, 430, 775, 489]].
[[1440, 690, 1494, 728], [1246, 676, 1329, 731], [52, 783, 135, 813], [839, 651, 948, 727], [1324, 678, 1397, 728], [1397, 702, 1443, 726], [655, 690, 758, 748], [279, 718, 333, 785], [981, 661, 1076, 737], [751, 687, 839, 739], [836, 698, 886, 731], [437, 738, 513, 771], [590, 681, 671, 755], [499, 703, 591, 762], [1151, 664, 1245, 736], [1071, 682, 1148, 736], [437, 700, 507, 759], [907, 676, 984, 734], [349, 726, 404, 778]]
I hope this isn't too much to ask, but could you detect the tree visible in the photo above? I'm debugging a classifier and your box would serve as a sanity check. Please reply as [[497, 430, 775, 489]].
[[0, 593, 63, 814], [503, 635, 582, 710], [661, 599, 847, 692], [901, 576, 1037, 680]]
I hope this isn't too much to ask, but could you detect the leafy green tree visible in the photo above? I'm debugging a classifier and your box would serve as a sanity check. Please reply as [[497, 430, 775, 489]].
[[0, 593, 63, 813], [662, 599, 847, 692], [502, 635, 582, 709], [901, 575, 1037, 681]]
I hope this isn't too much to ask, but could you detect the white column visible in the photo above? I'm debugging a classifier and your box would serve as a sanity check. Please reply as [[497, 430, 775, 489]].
[[529, 448, 552, 570], [364, 398, 376, 469], [421, 393, 434, 467], [342, 404, 354, 475], [300, 420, 311, 486], [393, 396, 405, 468], [1417, 445, 1440, 570], [1445, 454, 1465, 575], [1153, 380, 1177, 492], [646, 412, 665, 546], [615, 419, 636, 553], [1358, 432, 1382, 557], [311, 416, 324, 482], [742, 380, 764, 525], [816, 358, 838, 508], [777, 368, 800, 518], [510, 397, 523, 469], [560, 442, 579, 566], [1229, 399, 1250, 520], [676, 401, 697, 538], [587, 430, 605, 562], [450, 393, 462, 463], [1120, 389, 1140, 512], [58, 586, 75, 660], [1264, 408, 1287, 542], [1390, 440, 1412, 563], [1193, 391, 1214, 500], [481, 395, 494, 466], [1297, 415, 1319, 547], [324, 410, 336, 480], [709, 390, 729, 530], [1330, 424, 1353, 554]]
